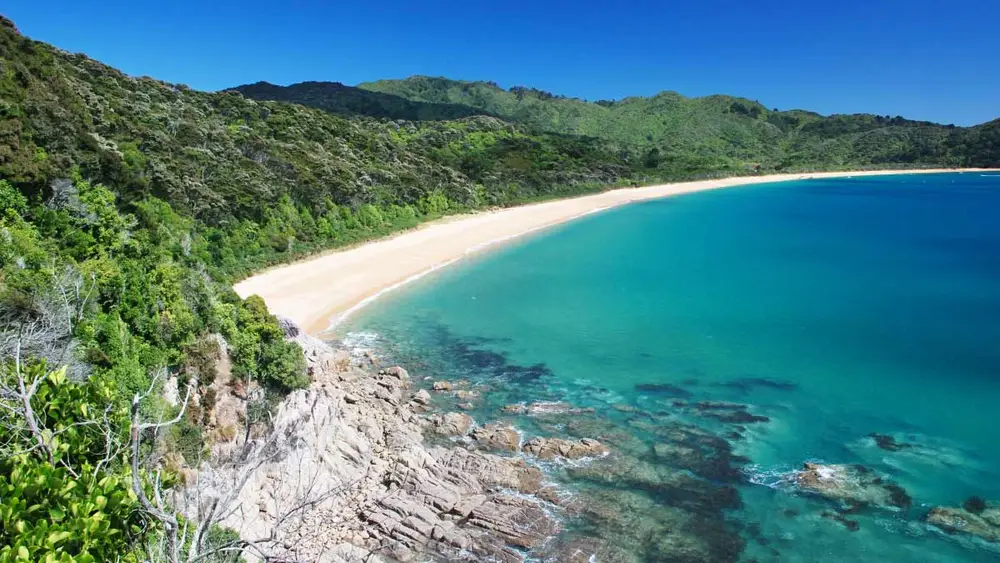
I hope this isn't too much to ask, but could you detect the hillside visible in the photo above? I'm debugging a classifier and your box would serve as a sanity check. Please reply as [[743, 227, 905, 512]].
[[350, 76, 999, 171], [0, 21, 632, 249]]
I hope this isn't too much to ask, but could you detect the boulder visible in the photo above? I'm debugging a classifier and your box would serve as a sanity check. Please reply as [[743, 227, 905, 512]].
[[411, 389, 431, 406], [381, 366, 410, 382], [429, 412, 474, 437], [470, 423, 522, 452], [432, 381, 453, 392]]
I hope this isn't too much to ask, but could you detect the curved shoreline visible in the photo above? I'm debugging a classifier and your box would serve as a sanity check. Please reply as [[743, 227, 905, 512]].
[[234, 169, 995, 335]]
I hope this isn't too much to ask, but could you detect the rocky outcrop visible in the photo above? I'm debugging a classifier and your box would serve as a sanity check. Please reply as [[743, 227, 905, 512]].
[[795, 463, 911, 509], [926, 499, 1000, 542], [522, 437, 608, 460], [180, 321, 566, 563]]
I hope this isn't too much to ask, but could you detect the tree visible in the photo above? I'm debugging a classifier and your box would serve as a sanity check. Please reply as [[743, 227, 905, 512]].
[[644, 147, 662, 169]]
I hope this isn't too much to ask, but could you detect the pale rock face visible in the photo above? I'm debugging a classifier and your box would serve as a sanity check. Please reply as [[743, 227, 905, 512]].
[[470, 423, 522, 452], [162, 375, 179, 407]]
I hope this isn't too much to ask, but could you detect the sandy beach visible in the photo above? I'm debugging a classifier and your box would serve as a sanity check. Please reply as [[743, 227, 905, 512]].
[[234, 169, 993, 334]]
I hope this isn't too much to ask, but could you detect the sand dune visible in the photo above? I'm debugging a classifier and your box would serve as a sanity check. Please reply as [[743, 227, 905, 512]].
[[234, 169, 994, 335]]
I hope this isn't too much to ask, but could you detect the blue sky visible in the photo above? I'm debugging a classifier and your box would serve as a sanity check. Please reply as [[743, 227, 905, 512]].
[[4, 0, 997, 125]]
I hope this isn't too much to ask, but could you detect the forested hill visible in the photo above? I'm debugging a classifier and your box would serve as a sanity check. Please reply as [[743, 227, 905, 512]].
[[241, 76, 1000, 170]]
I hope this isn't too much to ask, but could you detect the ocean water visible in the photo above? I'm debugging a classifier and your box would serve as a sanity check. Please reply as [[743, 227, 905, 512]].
[[338, 173, 1000, 562]]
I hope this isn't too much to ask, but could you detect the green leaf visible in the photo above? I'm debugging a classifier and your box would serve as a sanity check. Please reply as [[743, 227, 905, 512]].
[[46, 530, 72, 546]]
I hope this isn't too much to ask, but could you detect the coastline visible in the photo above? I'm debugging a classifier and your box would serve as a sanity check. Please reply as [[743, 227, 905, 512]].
[[234, 169, 994, 335]]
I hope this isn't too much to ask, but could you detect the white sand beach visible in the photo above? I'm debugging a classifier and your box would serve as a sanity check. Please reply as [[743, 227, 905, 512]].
[[234, 169, 994, 334]]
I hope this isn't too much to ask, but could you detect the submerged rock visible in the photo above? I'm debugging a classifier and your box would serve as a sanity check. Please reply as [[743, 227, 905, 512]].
[[568, 487, 745, 562], [522, 437, 608, 460], [719, 377, 797, 393], [432, 381, 453, 391], [650, 423, 746, 482], [692, 401, 769, 424], [635, 382, 692, 398], [503, 401, 595, 416], [795, 463, 911, 509], [925, 499, 1000, 542], [821, 510, 861, 532], [869, 433, 912, 452]]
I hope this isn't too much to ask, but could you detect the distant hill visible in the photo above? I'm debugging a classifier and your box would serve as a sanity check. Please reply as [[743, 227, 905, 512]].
[[230, 80, 487, 121], [355, 76, 999, 169]]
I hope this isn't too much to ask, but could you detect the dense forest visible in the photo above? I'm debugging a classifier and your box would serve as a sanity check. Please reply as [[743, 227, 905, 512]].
[[0, 12, 998, 561]]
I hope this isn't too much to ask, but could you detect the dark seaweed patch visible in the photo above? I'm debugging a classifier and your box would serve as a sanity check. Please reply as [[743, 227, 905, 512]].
[[720, 377, 797, 393], [635, 382, 693, 398]]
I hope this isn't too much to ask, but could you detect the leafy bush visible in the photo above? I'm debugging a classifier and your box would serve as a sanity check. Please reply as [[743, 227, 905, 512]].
[[230, 296, 308, 392], [0, 363, 144, 562]]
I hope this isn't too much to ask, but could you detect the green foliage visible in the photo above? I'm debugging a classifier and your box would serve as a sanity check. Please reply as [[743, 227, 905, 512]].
[[0, 459, 141, 563], [0, 179, 26, 216], [0, 363, 144, 563], [230, 296, 309, 392]]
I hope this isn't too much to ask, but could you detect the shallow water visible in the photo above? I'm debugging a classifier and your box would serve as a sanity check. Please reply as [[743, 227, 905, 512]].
[[339, 173, 1000, 561]]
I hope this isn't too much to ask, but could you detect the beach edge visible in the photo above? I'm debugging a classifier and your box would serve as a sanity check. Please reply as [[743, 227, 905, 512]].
[[234, 169, 998, 335]]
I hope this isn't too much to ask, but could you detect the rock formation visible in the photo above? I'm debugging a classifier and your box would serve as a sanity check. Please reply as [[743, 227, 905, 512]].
[[795, 463, 911, 509], [181, 324, 571, 562], [926, 499, 1000, 543]]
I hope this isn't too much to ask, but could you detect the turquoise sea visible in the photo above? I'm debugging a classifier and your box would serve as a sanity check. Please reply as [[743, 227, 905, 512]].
[[338, 173, 1000, 562]]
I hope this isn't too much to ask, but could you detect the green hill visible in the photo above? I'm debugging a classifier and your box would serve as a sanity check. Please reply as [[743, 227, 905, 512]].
[[351, 76, 999, 170]]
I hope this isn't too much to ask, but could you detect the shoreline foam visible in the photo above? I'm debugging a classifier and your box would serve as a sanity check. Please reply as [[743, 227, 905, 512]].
[[234, 169, 996, 335]]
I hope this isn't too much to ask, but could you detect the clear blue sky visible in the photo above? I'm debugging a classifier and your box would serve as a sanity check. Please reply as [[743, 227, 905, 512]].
[[4, 0, 998, 125]]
